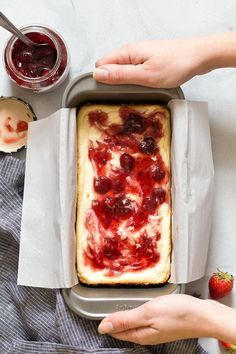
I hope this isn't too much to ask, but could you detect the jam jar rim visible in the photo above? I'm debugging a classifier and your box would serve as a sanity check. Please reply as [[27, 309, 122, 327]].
[[3, 24, 65, 84]]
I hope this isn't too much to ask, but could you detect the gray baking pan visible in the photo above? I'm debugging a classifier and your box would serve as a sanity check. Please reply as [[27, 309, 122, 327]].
[[61, 72, 185, 320], [63, 283, 185, 320], [62, 72, 184, 108]]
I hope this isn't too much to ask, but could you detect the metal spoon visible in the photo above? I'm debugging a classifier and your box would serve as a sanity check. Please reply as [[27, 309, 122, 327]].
[[0, 12, 57, 74], [0, 12, 49, 48]]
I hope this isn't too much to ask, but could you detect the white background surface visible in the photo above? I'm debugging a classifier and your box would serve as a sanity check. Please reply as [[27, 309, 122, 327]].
[[0, 1, 236, 353]]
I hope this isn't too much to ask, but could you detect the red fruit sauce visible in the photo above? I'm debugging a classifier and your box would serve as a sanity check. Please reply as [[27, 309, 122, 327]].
[[5, 116, 28, 134], [85, 222, 161, 276], [4, 26, 69, 91], [84, 106, 169, 275], [2, 116, 28, 145], [16, 120, 28, 133], [12, 33, 57, 78]]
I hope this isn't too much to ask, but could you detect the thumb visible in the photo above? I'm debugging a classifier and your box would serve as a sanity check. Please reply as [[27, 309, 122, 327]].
[[110, 326, 158, 345], [93, 64, 150, 86], [98, 305, 149, 334]]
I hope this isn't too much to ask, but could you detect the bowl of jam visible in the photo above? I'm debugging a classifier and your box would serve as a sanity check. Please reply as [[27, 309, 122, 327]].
[[0, 97, 36, 153], [4, 25, 69, 93]]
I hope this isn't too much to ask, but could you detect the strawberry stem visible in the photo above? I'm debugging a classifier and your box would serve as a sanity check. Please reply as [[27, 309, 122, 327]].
[[216, 268, 234, 281]]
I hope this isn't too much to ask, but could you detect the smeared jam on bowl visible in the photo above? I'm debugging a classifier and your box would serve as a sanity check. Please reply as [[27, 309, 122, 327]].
[[84, 106, 169, 275], [0, 97, 35, 152], [2, 116, 28, 144]]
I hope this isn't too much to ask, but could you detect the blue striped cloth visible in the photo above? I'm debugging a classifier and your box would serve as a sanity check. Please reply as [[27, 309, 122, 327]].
[[0, 153, 208, 354]]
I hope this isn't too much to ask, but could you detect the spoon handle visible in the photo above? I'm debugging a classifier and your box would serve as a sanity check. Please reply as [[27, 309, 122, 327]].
[[0, 12, 33, 47]]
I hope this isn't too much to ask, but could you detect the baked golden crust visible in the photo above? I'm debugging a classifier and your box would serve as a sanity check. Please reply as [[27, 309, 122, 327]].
[[76, 104, 171, 285]]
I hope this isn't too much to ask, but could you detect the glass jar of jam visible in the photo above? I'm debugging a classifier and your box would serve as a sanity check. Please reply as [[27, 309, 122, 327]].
[[4, 25, 69, 93]]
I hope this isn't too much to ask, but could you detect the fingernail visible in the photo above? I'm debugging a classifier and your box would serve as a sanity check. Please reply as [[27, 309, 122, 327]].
[[93, 68, 109, 81], [98, 321, 114, 334]]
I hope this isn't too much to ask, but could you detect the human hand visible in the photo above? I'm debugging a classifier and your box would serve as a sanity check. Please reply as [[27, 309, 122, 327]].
[[98, 294, 215, 345], [93, 38, 210, 88]]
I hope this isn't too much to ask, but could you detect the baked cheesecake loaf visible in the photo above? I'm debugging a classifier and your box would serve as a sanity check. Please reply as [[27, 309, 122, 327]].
[[76, 104, 171, 285]]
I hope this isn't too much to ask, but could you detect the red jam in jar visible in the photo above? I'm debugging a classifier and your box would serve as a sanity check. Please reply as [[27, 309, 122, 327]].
[[4, 25, 69, 92]]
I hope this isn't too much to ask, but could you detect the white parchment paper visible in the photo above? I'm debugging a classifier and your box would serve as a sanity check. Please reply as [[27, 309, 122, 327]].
[[169, 100, 214, 283], [18, 108, 78, 288], [17, 100, 214, 288]]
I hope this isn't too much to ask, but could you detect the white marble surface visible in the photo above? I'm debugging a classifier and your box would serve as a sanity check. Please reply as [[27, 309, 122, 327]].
[[1, 1, 236, 353]]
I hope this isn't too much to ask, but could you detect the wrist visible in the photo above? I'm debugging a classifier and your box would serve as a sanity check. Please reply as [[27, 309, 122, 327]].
[[202, 299, 236, 343], [188, 298, 218, 338], [179, 36, 215, 79], [195, 33, 236, 74]]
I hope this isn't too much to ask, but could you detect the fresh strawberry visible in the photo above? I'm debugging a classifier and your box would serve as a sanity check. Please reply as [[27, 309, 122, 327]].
[[219, 340, 236, 351], [209, 269, 234, 300]]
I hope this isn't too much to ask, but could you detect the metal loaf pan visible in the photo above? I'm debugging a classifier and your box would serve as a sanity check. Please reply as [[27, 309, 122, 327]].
[[62, 72, 185, 320]]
